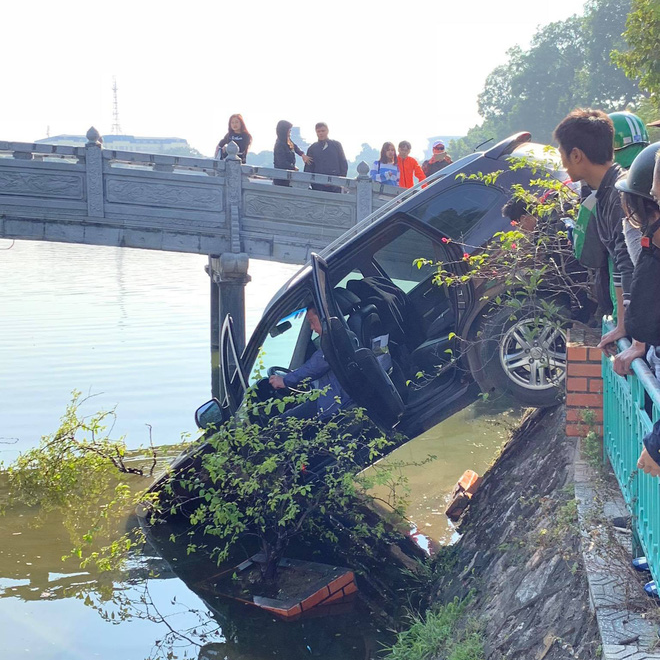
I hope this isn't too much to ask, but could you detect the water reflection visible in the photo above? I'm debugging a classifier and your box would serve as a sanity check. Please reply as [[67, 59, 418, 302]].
[[369, 392, 523, 545], [0, 240, 519, 659], [0, 496, 393, 659], [0, 240, 299, 462], [140, 520, 392, 660]]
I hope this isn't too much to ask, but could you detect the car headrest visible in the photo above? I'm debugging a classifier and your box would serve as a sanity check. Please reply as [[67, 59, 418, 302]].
[[333, 287, 361, 315]]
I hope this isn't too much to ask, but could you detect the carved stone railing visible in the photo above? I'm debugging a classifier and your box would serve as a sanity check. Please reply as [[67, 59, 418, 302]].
[[0, 128, 402, 265]]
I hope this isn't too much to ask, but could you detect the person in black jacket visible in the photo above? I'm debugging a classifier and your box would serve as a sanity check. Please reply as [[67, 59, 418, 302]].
[[554, 108, 644, 373], [215, 114, 252, 164], [273, 120, 311, 187], [304, 123, 348, 193]]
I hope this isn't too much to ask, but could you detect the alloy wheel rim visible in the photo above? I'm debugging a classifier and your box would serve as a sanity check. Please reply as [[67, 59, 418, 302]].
[[499, 317, 567, 390]]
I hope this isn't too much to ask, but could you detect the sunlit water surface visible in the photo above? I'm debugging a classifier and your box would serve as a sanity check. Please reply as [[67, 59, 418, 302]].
[[0, 239, 519, 659]]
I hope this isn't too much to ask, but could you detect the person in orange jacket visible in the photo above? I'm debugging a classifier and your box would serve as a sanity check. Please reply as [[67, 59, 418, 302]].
[[397, 141, 426, 188]]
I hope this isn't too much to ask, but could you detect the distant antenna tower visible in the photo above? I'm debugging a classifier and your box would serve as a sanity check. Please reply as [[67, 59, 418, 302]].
[[111, 76, 122, 135]]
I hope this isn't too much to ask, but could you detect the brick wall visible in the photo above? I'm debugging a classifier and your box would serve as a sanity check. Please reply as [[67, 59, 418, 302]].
[[565, 327, 603, 437]]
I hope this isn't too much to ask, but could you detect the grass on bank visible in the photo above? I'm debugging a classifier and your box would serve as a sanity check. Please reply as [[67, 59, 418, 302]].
[[383, 596, 484, 660]]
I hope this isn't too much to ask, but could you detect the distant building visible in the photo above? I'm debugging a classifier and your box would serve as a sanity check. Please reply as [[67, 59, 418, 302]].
[[35, 134, 203, 157]]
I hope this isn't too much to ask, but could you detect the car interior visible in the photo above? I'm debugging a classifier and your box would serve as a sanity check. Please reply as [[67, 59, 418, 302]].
[[250, 217, 465, 416]]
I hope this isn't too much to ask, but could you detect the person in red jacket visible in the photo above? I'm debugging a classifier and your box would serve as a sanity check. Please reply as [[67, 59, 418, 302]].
[[397, 141, 426, 188]]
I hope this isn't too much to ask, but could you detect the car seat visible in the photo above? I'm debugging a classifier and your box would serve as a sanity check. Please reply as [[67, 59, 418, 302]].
[[345, 276, 425, 351], [334, 288, 383, 347], [334, 286, 405, 399], [345, 277, 457, 387]]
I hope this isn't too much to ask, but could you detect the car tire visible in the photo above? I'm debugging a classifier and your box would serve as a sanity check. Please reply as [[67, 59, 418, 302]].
[[476, 303, 568, 407]]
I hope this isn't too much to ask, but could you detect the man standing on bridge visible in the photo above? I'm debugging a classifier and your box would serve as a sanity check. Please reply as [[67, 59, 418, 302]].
[[304, 123, 348, 193]]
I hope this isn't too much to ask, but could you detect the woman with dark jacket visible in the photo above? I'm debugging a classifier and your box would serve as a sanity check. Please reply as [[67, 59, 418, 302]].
[[273, 120, 310, 187], [215, 114, 252, 164]]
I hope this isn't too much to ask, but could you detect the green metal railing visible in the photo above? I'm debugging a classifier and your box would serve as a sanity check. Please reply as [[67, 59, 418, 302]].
[[602, 321, 660, 585]]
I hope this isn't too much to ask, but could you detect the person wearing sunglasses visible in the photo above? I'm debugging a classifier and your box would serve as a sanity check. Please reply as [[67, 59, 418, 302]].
[[422, 140, 453, 177]]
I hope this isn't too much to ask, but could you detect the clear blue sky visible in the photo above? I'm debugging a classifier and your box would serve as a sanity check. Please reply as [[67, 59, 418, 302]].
[[2, 0, 584, 159]]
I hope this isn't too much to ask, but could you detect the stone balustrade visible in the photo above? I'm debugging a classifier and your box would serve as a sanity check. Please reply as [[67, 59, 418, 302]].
[[0, 127, 402, 265]]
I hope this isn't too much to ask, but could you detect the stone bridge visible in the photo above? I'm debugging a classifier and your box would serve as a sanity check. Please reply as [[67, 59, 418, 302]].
[[0, 127, 399, 263], [0, 127, 403, 397]]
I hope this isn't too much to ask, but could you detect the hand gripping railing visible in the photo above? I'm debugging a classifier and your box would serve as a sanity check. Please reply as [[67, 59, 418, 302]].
[[602, 320, 660, 586]]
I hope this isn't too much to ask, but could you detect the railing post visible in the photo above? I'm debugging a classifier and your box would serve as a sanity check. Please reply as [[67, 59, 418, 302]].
[[224, 141, 242, 254], [355, 160, 372, 223], [85, 126, 104, 218]]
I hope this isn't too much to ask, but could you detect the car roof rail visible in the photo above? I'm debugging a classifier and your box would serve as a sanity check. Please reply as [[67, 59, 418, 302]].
[[483, 132, 532, 160]]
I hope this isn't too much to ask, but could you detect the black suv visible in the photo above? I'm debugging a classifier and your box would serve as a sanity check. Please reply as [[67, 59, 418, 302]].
[[208, 132, 570, 439]]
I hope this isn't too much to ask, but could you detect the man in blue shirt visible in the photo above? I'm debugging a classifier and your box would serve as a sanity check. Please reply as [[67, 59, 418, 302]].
[[269, 307, 352, 421]]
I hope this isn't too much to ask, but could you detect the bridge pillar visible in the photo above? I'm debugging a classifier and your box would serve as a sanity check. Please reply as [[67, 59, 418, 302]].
[[85, 127, 105, 218], [355, 161, 373, 222], [208, 252, 251, 399], [224, 141, 243, 253]]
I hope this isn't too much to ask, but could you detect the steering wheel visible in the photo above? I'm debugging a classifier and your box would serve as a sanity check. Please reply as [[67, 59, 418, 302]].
[[252, 366, 292, 403], [265, 365, 309, 394], [267, 366, 292, 378]]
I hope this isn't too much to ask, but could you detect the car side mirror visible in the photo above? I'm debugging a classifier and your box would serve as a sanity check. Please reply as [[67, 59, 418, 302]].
[[195, 398, 225, 430]]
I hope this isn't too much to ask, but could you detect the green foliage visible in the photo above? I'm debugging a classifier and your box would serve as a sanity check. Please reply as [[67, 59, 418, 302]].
[[383, 596, 484, 660], [432, 156, 588, 323], [580, 408, 604, 469], [611, 0, 660, 108], [166, 388, 411, 581], [450, 0, 639, 158], [1, 392, 163, 571], [455, 170, 504, 186], [421, 155, 590, 396]]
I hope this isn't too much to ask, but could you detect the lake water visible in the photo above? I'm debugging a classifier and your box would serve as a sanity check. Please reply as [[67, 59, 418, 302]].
[[0, 239, 520, 659]]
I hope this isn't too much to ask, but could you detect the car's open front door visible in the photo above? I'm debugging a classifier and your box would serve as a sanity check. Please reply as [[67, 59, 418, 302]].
[[220, 314, 249, 415], [310, 253, 404, 430]]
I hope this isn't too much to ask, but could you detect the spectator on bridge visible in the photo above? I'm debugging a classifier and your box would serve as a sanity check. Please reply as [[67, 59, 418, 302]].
[[273, 120, 311, 187], [304, 123, 348, 193], [553, 108, 643, 375], [369, 142, 400, 186], [215, 114, 252, 164], [422, 141, 453, 177], [397, 141, 426, 189]]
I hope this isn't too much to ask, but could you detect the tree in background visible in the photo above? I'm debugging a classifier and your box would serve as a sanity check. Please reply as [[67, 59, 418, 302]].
[[450, 0, 639, 159], [346, 143, 380, 177], [611, 0, 660, 110]]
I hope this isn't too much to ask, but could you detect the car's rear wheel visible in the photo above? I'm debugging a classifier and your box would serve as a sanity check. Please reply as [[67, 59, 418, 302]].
[[476, 304, 568, 407]]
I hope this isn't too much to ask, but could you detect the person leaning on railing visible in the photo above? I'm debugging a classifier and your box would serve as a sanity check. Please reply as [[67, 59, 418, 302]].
[[553, 109, 643, 374], [615, 140, 660, 476]]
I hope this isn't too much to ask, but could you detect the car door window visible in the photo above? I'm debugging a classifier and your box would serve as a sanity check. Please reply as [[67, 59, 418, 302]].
[[371, 222, 444, 293], [408, 183, 500, 241], [248, 307, 308, 383]]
